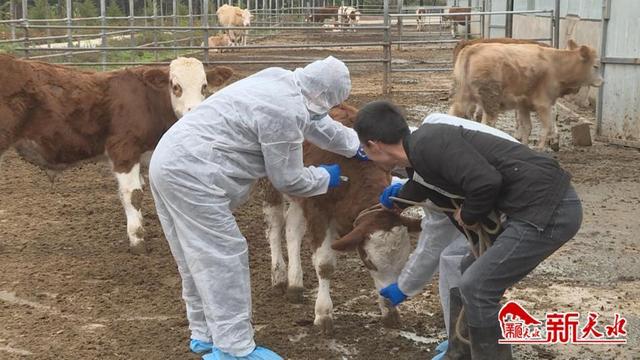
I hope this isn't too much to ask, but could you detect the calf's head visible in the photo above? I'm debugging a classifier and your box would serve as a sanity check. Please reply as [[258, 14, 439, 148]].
[[567, 39, 603, 88], [332, 210, 421, 291], [144, 57, 233, 119], [241, 9, 253, 26]]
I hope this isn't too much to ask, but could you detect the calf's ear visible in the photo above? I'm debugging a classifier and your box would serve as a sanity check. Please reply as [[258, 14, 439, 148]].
[[579, 46, 593, 62], [332, 226, 368, 251], [398, 215, 422, 233], [567, 39, 579, 50], [206, 66, 234, 86], [143, 68, 170, 90]]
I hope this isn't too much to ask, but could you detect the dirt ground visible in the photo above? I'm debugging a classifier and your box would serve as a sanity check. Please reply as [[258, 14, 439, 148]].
[[1, 28, 639, 360]]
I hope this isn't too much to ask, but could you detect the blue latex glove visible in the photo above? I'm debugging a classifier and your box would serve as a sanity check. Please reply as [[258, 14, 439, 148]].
[[319, 164, 342, 189], [379, 282, 407, 306], [352, 145, 369, 161], [190, 339, 214, 354], [379, 183, 403, 209], [203, 346, 283, 360]]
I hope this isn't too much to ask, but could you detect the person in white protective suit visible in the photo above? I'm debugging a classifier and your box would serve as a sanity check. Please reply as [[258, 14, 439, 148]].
[[148, 56, 368, 360], [376, 112, 519, 360]]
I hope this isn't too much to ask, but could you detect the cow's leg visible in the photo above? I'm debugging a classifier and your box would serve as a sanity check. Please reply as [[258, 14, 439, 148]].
[[263, 184, 287, 294], [312, 225, 337, 336], [378, 294, 401, 328], [516, 107, 533, 145], [114, 162, 146, 254], [481, 110, 498, 127], [285, 200, 306, 303], [0, 104, 21, 170], [534, 104, 555, 150]]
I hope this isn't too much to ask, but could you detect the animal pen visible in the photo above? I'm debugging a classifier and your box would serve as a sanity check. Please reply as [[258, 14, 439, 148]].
[[1, 0, 559, 94], [1, 1, 639, 359]]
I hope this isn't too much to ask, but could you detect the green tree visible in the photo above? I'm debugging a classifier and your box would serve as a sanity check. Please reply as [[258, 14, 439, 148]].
[[106, 0, 125, 17], [74, 0, 98, 18], [29, 0, 55, 19]]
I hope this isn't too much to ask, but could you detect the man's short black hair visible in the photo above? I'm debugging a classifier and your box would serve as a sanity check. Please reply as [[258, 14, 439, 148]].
[[354, 101, 410, 144]]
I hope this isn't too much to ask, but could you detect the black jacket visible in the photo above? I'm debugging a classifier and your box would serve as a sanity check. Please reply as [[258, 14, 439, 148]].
[[398, 123, 571, 230]]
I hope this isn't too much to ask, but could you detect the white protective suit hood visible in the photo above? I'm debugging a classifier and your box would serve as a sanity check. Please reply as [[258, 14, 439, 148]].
[[293, 56, 351, 116]]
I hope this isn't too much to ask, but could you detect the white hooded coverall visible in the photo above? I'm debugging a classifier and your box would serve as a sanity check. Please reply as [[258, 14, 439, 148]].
[[149, 57, 360, 356]]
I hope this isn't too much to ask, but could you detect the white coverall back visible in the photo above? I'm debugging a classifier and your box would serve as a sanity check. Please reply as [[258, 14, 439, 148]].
[[149, 59, 359, 356]]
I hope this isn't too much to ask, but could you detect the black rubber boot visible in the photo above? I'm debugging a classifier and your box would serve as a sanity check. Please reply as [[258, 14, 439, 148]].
[[442, 288, 471, 360], [468, 324, 512, 360]]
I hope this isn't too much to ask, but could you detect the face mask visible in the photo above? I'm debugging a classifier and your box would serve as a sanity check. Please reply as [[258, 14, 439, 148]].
[[309, 111, 328, 121]]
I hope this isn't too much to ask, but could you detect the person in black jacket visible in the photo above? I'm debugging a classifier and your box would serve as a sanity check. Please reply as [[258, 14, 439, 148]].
[[353, 101, 583, 360]]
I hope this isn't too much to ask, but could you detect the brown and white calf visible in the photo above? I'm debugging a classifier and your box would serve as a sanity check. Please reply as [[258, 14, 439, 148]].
[[0, 55, 233, 253], [449, 40, 602, 149], [416, 8, 427, 31], [442, 7, 471, 38], [262, 103, 421, 335], [337, 6, 361, 31]]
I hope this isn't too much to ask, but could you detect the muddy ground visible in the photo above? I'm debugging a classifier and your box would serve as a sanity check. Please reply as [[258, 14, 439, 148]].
[[1, 28, 639, 360]]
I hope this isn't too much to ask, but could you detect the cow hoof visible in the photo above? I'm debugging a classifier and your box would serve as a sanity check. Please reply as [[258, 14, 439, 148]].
[[314, 315, 334, 336], [550, 141, 560, 152], [129, 241, 148, 255], [381, 309, 401, 329], [286, 286, 304, 304]]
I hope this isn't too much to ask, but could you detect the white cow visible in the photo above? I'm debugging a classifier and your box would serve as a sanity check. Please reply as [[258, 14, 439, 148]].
[[216, 4, 252, 46]]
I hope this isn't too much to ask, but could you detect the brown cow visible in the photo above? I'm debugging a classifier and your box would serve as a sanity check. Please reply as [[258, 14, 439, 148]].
[[0, 55, 233, 253], [453, 37, 550, 64], [450, 38, 552, 132], [263, 103, 421, 335], [443, 7, 471, 37], [305, 6, 339, 23], [449, 40, 603, 149]]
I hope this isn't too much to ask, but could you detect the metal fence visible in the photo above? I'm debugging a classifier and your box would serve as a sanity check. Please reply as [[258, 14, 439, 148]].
[[0, 0, 560, 94]]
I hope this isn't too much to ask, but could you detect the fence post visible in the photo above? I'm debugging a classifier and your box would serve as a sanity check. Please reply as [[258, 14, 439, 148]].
[[553, 0, 560, 48], [9, 0, 16, 40], [100, 0, 107, 70], [66, 0, 72, 61], [383, 0, 390, 94], [173, 0, 178, 57], [188, 0, 193, 46], [153, 0, 158, 62], [505, 0, 513, 38], [396, 0, 403, 51], [129, 0, 135, 50], [202, 0, 209, 63], [21, 0, 28, 59]]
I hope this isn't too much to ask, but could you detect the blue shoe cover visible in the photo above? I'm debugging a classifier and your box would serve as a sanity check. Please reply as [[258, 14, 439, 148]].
[[432, 351, 446, 360], [435, 339, 448, 353], [190, 338, 214, 354], [203, 346, 283, 360]]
